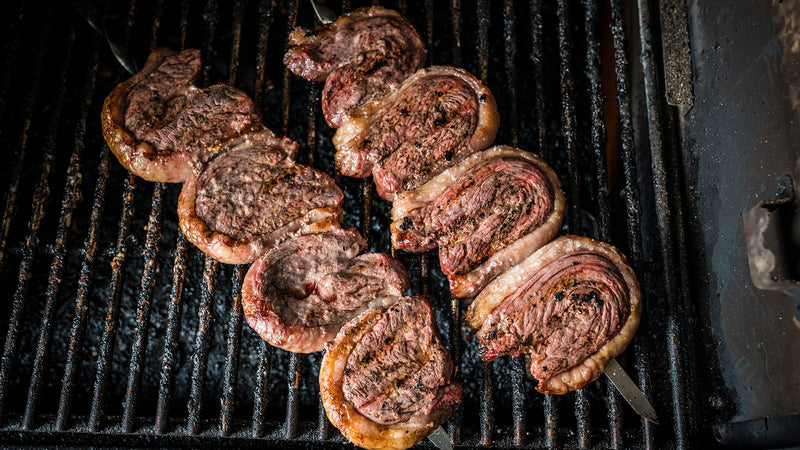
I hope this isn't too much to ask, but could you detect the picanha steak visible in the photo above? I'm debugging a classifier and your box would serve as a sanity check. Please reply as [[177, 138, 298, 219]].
[[320, 296, 462, 450], [284, 6, 426, 128], [102, 48, 260, 182], [334, 65, 499, 201], [465, 235, 641, 394], [178, 128, 344, 264], [390, 146, 564, 298], [241, 227, 409, 353]]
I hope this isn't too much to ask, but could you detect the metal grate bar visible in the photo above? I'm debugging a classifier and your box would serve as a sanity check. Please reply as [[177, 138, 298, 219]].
[[317, 395, 330, 440], [584, 0, 611, 243], [306, 86, 319, 165], [253, 0, 273, 107], [200, 0, 219, 86], [448, 292, 461, 444], [251, 1, 275, 438], [610, 0, 653, 448], [636, 0, 694, 446], [450, 0, 462, 67], [582, 0, 624, 445], [186, 258, 220, 435], [22, 20, 81, 430], [544, 394, 558, 447], [0, 0, 25, 143], [88, 0, 139, 432], [122, 184, 164, 433], [149, 0, 164, 51], [186, 0, 222, 435], [510, 356, 526, 447], [638, 1, 688, 438], [557, 0, 580, 233], [219, 1, 247, 437], [251, 340, 272, 437], [424, 0, 434, 64], [57, 56, 106, 433], [280, 0, 298, 137], [220, 265, 246, 436], [0, 0, 55, 275], [480, 361, 494, 446], [575, 389, 591, 448], [529, 0, 547, 159], [503, 0, 519, 148], [476, 0, 490, 83], [121, 0, 168, 431], [285, 353, 302, 439], [89, 172, 138, 432], [227, 0, 245, 85], [178, 0, 190, 49], [155, 233, 188, 434], [473, 3, 494, 446], [154, 1, 193, 434]]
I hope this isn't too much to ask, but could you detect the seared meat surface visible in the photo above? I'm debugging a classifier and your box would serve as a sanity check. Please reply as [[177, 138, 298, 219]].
[[102, 48, 260, 182], [284, 6, 426, 128], [178, 129, 343, 264], [465, 236, 641, 394], [334, 66, 499, 200], [241, 228, 409, 353], [391, 146, 564, 297], [321, 296, 462, 450]]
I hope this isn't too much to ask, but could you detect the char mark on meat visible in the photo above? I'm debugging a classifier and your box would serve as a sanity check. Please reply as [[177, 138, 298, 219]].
[[241, 228, 409, 353], [334, 66, 499, 201], [178, 129, 343, 264], [391, 146, 564, 297], [102, 48, 261, 182], [320, 296, 462, 450], [465, 235, 641, 394], [284, 6, 426, 128]]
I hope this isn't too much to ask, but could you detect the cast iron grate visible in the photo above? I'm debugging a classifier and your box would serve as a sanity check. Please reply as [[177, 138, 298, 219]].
[[0, 0, 698, 447]]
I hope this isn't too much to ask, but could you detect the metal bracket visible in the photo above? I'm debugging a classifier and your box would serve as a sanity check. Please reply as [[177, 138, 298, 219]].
[[743, 174, 800, 321], [657, 0, 695, 106]]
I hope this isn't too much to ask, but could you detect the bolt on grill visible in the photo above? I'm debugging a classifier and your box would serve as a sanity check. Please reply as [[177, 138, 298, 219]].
[[0, 0, 700, 447]]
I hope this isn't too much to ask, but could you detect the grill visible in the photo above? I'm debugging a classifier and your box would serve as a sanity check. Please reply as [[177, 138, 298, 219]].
[[0, 0, 706, 447]]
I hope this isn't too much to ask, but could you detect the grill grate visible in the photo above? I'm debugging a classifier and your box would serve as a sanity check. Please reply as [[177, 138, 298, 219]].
[[0, 0, 701, 447]]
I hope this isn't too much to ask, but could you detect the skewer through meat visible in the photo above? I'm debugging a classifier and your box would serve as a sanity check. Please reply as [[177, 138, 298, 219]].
[[284, 6, 427, 128], [102, 48, 260, 182], [465, 235, 641, 394], [320, 296, 462, 450], [390, 145, 564, 298], [334, 66, 499, 201]]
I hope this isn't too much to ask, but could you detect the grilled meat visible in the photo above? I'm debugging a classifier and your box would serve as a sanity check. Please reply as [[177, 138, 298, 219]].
[[465, 235, 641, 394], [320, 296, 462, 450], [241, 228, 409, 353], [391, 146, 564, 298], [102, 48, 260, 182], [284, 6, 426, 128], [178, 129, 343, 264], [334, 66, 499, 201]]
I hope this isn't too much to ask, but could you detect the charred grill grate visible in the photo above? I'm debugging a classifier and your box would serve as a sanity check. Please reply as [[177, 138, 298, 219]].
[[0, 0, 699, 448]]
